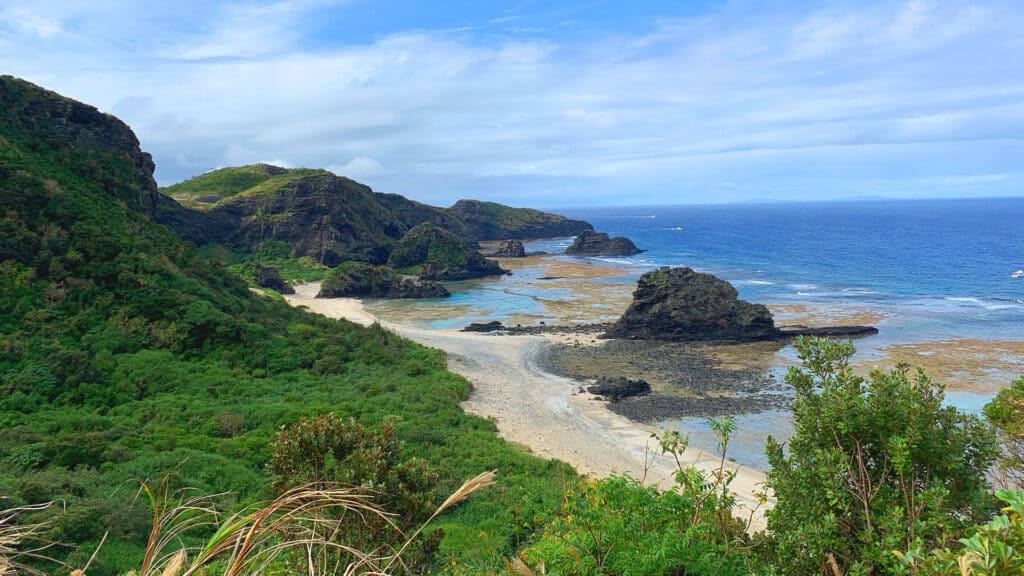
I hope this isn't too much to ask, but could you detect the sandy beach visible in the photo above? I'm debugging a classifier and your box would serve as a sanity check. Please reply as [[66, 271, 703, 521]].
[[285, 282, 770, 529]]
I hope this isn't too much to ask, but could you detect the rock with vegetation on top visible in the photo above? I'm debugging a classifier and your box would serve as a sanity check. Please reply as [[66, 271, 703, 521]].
[[493, 239, 527, 258], [448, 199, 593, 241], [606, 267, 781, 342], [388, 223, 508, 280], [565, 230, 643, 256], [317, 262, 449, 299], [587, 376, 652, 401], [254, 265, 294, 294]]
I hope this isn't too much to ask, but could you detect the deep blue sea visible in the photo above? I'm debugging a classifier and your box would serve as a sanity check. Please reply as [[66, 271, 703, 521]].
[[534, 197, 1024, 343]]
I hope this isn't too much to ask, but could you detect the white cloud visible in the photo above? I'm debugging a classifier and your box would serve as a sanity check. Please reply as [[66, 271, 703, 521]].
[[2, 0, 1022, 205], [329, 157, 382, 179]]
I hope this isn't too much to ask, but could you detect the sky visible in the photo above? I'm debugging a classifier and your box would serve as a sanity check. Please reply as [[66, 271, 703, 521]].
[[2, 0, 1022, 207]]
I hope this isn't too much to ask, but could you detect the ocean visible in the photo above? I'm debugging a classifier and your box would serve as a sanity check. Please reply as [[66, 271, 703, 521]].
[[366, 197, 1024, 469], [537, 197, 1024, 343]]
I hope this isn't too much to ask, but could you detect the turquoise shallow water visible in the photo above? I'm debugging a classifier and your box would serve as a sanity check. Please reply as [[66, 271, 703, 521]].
[[365, 198, 1024, 468]]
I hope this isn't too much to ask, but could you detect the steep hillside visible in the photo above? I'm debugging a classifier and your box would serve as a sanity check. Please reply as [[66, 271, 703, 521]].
[[0, 76, 569, 574], [372, 191, 474, 242], [448, 199, 593, 241]]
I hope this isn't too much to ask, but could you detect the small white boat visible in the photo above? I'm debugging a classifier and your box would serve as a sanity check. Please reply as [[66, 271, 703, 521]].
[[1013, 270, 1024, 279]]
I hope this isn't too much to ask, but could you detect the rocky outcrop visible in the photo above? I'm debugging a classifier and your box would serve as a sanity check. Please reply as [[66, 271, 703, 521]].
[[388, 223, 508, 280], [565, 231, 643, 256], [255, 265, 294, 294], [493, 239, 526, 258], [317, 262, 449, 299], [586, 377, 651, 401], [462, 320, 505, 332], [448, 199, 593, 241], [606, 267, 781, 342]]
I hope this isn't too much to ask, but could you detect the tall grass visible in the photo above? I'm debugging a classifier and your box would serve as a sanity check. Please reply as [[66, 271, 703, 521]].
[[0, 472, 496, 576]]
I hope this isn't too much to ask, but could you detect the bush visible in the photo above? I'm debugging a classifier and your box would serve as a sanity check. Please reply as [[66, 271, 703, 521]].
[[984, 376, 1024, 488], [764, 337, 996, 575]]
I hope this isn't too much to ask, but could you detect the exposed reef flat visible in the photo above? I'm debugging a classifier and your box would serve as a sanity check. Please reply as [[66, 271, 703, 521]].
[[540, 338, 789, 422]]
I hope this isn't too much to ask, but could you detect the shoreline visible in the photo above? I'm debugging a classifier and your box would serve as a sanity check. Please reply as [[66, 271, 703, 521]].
[[284, 282, 771, 528]]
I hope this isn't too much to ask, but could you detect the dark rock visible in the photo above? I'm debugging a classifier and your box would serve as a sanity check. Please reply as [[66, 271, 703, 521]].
[[565, 230, 643, 256], [606, 267, 781, 342], [254, 265, 294, 294], [448, 199, 593, 241], [537, 276, 565, 280], [317, 262, 449, 299], [586, 376, 651, 401], [782, 325, 879, 338], [388, 222, 508, 280], [493, 239, 527, 258], [462, 321, 505, 332]]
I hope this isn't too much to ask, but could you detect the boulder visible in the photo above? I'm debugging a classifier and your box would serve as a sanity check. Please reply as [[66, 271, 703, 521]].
[[317, 262, 449, 299], [565, 230, 643, 256], [493, 239, 527, 258], [587, 376, 652, 401], [606, 267, 781, 342], [254, 265, 294, 294]]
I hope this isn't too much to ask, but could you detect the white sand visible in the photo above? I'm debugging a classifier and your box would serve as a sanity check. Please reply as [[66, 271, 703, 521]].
[[286, 282, 770, 529]]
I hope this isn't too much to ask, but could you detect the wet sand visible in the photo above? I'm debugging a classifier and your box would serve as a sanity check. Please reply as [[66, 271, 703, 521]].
[[285, 282, 770, 528]]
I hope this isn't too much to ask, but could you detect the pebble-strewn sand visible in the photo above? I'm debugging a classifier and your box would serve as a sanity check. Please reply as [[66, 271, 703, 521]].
[[285, 282, 770, 529]]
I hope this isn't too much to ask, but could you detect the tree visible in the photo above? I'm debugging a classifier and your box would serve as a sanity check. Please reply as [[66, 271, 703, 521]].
[[764, 337, 996, 575], [267, 414, 439, 572]]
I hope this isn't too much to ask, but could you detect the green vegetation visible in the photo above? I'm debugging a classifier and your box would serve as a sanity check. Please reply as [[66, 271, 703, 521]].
[[160, 164, 328, 207], [199, 240, 329, 286], [985, 375, 1024, 487], [521, 425, 755, 576], [448, 199, 591, 241], [8, 76, 1024, 576], [0, 76, 570, 575], [764, 338, 996, 575]]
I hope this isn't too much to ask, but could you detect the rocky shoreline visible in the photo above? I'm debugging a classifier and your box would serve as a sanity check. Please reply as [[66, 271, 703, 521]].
[[538, 338, 791, 422]]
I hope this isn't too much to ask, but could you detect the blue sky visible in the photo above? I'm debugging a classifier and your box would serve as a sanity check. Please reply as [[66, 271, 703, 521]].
[[2, 1, 1022, 207]]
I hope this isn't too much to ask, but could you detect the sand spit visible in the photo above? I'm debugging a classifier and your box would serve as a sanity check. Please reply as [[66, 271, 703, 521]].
[[285, 282, 770, 529]]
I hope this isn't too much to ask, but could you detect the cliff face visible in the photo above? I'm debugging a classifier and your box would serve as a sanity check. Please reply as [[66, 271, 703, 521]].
[[212, 174, 404, 266], [448, 199, 593, 241], [0, 75, 162, 216]]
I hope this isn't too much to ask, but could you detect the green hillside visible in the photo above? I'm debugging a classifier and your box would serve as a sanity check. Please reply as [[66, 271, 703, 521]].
[[0, 76, 569, 574], [160, 164, 328, 207]]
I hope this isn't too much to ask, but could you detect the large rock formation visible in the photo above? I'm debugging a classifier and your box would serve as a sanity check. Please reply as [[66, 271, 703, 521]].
[[493, 239, 526, 258], [606, 267, 781, 342], [565, 231, 643, 256], [388, 223, 508, 281], [448, 199, 593, 241], [255, 266, 294, 294], [317, 262, 449, 299]]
